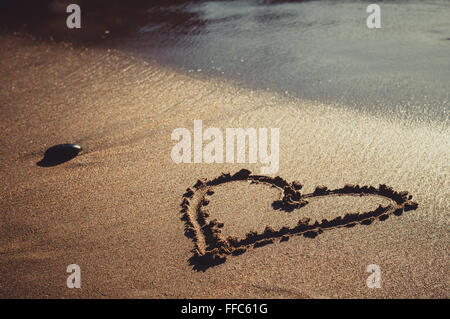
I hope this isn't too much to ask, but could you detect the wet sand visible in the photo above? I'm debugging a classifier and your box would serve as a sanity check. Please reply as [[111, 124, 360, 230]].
[[0, 34, 448, 298]]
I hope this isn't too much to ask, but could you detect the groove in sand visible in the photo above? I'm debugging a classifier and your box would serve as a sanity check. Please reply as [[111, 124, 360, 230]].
[[179, 169, 419, 271]]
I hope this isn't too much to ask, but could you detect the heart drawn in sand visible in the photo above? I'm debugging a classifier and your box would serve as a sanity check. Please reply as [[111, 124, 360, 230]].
[[179, 169, 419, 271]]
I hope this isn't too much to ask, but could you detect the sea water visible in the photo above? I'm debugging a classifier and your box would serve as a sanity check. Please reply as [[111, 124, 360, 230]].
[[111, 0, 450, 124]]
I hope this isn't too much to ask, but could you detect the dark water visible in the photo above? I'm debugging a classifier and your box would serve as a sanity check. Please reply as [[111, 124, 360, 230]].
[[2, 0, 449, 123], [110, 0, 450, 123]]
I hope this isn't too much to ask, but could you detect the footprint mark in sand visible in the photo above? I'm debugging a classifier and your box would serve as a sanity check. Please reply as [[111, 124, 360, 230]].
[[179, 169, 419, 271]]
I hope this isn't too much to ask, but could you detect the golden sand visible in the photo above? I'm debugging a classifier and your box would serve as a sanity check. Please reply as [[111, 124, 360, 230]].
[[0, 35, 448, 298]]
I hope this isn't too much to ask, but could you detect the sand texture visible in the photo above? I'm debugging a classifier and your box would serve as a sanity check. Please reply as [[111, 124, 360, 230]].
[[0, 35, 448, 298]]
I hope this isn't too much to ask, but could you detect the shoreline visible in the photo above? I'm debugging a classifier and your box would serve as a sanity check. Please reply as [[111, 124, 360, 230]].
[[0, 34, 448, 298]]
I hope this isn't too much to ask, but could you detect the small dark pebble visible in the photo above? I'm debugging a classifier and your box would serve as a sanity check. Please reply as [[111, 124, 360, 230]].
[[37, 143, 82, 167]]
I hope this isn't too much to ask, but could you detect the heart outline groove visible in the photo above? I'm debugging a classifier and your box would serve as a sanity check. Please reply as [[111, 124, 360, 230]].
[[179, 169, 419, 271]]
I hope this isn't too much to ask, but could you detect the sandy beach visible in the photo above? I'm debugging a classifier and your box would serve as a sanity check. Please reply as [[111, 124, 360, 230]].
[[0, 30, 448, 298]]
